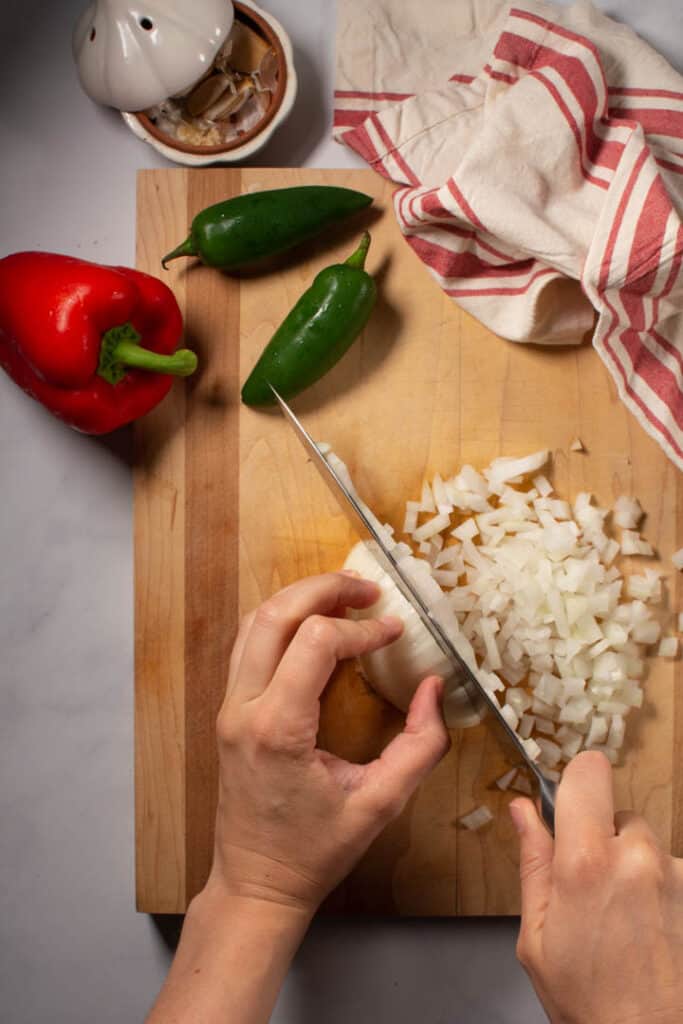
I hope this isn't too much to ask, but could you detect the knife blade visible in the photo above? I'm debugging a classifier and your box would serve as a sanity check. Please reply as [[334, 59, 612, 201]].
[[271, 386, 557, 834]]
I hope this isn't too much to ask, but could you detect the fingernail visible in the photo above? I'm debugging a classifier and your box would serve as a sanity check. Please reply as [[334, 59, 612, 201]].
[[509, 802, 526, 835], [425, 674, 444, 697], [340, 569, 361, 578], [379, 614, 403, 633]]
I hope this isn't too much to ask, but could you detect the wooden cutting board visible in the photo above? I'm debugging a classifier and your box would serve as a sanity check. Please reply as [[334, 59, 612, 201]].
[[134, 167, 682, 915]]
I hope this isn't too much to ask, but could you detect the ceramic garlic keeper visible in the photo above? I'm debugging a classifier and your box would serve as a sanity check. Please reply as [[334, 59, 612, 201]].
[[73, 0, 297, 166]]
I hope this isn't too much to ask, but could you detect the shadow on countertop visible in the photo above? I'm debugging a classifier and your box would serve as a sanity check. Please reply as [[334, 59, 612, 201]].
[[151, 914, 184, 955], [148, 913, 542, 1023]]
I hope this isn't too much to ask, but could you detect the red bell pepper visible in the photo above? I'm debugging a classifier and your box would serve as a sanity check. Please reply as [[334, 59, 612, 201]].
[[0, 251, 196, 434]]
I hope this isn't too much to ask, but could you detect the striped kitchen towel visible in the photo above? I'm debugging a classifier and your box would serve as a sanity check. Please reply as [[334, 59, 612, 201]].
[[334, 0, 683, 470]]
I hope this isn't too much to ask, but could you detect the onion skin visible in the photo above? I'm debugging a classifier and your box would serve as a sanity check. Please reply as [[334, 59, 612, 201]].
[[342, 542, 483, 728]]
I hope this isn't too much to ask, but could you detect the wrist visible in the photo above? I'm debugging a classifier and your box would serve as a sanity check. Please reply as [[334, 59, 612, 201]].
[[190, 871, 316, 940], [147, 866, 314, 1023], [208, 839, 328, 918]]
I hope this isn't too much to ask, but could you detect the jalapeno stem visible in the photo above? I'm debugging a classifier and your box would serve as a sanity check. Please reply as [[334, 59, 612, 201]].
[[344, 231, 371, 270], [161, 236, 197, 269]]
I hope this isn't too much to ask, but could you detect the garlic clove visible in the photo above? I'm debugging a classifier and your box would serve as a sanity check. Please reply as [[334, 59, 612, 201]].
[[186, 72, 233, 117], [258, 48, 279, 92], [204, 78, 254, 122], [231, 90, 270, 134], [225, 19, 270, 73]]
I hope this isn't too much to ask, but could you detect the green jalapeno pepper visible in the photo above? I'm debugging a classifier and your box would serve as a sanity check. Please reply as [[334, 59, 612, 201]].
[[162, 186, 373, 270], [241, 232, 376, 407]]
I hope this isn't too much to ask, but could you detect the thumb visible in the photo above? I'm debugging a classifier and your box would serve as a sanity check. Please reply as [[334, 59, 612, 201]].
[[510, 798, 554, 945], [358, 676, 451, 818]]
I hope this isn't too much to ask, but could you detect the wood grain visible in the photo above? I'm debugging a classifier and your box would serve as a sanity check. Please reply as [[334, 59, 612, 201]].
[[134, 169, 188, 913], [135, 167, 682, 915]]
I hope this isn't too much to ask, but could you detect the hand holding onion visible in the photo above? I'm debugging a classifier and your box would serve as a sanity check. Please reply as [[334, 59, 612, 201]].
[[207, 571, 450, 914], [511, 752, 683, 1024]]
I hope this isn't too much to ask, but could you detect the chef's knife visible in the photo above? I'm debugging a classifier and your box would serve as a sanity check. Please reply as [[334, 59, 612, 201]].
[[271, 387, 557, 834]]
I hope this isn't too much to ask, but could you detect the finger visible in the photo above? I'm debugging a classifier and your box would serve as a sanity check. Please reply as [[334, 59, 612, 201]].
[[264, 613, 404, 713], [354, 676, 451, 819], [233, 573, 381, 702], [555, 751, 615, 859], [510, 798, 554, 955], [614, 810, 660, 846]]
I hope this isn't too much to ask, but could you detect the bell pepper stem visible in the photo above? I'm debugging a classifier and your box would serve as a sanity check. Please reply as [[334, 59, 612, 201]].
[[111, 340, 198, 376], [161, 236, 197, 269], [344, 231, 371, 270], [97, 322, 197, 386]]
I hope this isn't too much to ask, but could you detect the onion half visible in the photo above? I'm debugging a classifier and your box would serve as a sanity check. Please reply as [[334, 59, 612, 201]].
[[343, 542, 484, 728]]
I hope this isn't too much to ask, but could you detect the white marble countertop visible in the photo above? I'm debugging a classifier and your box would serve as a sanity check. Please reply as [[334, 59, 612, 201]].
[[1, 1, 681, 1021]]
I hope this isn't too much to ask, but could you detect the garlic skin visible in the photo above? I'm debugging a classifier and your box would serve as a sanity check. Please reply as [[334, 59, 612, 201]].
[[343, 542, 483, 728]]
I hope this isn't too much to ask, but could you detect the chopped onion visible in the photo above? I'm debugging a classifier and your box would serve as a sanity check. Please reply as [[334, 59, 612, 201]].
[[597, 699, 629, 715], [432, 474, 452, 513], [532, 695, 558, 720], [626, 573, 658, 602], [536, 736, 562, 766], [496, 767, 518, 791], [485, 450, 549, 489], [570, 437, 585, 452], [658, 636, 678, 658], [603, 539, 620, 566], [620, 684, 643, 708], [585, 714, 608, 747], [522, 737, 542, 762], [632, 619, 661, 645], [403, 501, 420, 535], [333, 447, 674, 777], [434, 546, 464, 571], [500, 704, 519, 731], [518, 713, 535, 739], [562, 737, 584, 760], [533, 475, 553, 497], [505, 687, 532, 715], [614, 496, 643, 530], [621, 530, 654, 557], [511, 772, 533, 795], [453, 519, 479, 542], [559, 696, 593, 724], [607, 714, 625, 749], [586, 744, 618, 764], [432, 569, 461, 588], [420, 481, 436, 513], [459, 805, 493, 831], [414, 512, 451, 543]]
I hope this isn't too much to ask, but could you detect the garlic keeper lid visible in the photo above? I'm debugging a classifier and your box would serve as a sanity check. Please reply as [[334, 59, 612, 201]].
[[73, 0, 235, 112]]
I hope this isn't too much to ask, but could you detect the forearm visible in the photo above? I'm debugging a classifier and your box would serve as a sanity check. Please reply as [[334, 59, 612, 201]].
[[146, 881, 313, 1024]]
